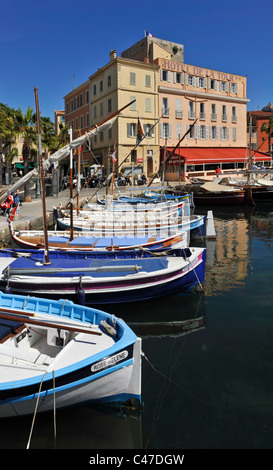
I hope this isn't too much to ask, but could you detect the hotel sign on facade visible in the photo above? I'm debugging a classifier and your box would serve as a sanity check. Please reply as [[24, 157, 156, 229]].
[[161, 59, 241, 83]]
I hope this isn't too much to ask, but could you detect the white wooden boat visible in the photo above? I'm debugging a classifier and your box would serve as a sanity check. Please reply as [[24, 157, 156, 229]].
[[0, 248, 206, 305], [0, 291, 142, 418]]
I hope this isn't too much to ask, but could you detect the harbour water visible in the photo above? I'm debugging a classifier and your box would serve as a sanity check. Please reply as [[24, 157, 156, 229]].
[[1, 202, 273, 450]]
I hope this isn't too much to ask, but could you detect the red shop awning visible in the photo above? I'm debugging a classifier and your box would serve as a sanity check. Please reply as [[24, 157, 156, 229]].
[[163, 147, 271, 165]]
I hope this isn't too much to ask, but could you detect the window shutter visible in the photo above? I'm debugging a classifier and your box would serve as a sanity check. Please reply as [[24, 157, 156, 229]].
[[220, 127, 223, 140], [160, 123, 164, 138], [192, 76, 196, 86], [216, 126, 219, 140], [168, 123, 172, 138], [168, 71, 171, 82], [234, 83, 238, 93], [177, 123, 182, 138], [194, 125, 197, 139], [173, 73, 177, 84], [225, 82, 229, 92], [210, 126, 212, 139], [226, 127, 229, 140], [127, 123, 130, 137], [203, 78, 207, 88]]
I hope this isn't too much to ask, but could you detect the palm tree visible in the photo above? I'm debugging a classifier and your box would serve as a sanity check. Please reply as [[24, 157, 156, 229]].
[[40, 116, 59, 157], [0, 103, 17, 186], [261, 116, 273, 156], [57, 121, 70, 148], [14, 107, 37, 202]]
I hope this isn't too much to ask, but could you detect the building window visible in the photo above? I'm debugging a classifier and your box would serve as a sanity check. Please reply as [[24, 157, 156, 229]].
[[80, 115, 84, 129], [108, 98, 112, 113], [160, 122, 172, 138], [221, 126, 229, 140], [176, 100, 182, 119], [187, 75, 196, 86], [108, 127, 112, 139], [100, 102, 103, 116], [146, 98, 151, 112], [209, 79, 218, 91], [86, 112, 89, 127], [187, 124, 197, 139], [163, 98, 169, 116], [145, 75, 151, 87], [74, 97, 79, 110], [177, 123, 182, 139], [100, 80, 103, 92], [130, 72, 136, 85], [86, 90, 89, 104], [93, 105, 97, 119], [66, 102, 69, 114], [108, 75, 111, 87], [232, 106, 237, 123], [198, 125, 208, 139], [127, 123, 136, 137], [75, 118, 78, 130], [174, 72, 184, 84], [161, 70, 171, 82], [93, 84, 96, 95], [130, 97, 136, 110], [200, 103, 205, 120], [71, 100, 74, 112], [131, 150, 136, 163], [210, 126, 219, 140], [80, 94, 83, 107], [189, 101, 195, 119], [232, 127, 237, 141], [145, 124, 154, 137], [197, 77, 206, 88], [222, 105, 227, 122], [230, 83, 238, 93], [220, 81, 228, 92], [211, 104, 217, 121], [100, 131, 103, 141]]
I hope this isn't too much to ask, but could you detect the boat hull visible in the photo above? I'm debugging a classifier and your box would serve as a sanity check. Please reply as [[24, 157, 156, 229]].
[[0, 248, 206, 305], [0, 292, 141, 417], [0, 339, 141, 418]]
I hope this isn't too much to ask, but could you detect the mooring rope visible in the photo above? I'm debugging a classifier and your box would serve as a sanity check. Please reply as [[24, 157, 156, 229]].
[[26, 371, 47, 449], [142, 352, 212, 407]]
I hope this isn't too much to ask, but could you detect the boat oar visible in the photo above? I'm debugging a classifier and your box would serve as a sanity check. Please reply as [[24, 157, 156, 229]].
[[0, 311, 102, 336], [5, 264, 143, 275]]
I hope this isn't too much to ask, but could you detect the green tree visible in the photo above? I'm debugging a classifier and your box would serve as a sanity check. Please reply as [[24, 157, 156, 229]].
[[0, 103, 17, 186]]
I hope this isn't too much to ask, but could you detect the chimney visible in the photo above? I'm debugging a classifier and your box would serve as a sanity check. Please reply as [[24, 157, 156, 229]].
[[110, 50, 117, 61]]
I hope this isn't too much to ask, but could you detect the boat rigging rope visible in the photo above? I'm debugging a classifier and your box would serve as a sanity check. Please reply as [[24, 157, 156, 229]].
[[26, 369, 57, 449], [142, 352, 211, 407]]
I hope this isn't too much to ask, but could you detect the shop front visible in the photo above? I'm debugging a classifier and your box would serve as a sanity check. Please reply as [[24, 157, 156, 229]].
[[160, 147, 272, 180]]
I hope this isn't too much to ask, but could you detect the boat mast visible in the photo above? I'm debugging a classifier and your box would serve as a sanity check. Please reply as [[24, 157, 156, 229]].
[[34, 87, 50, 265], [68, 127, 74, 240]]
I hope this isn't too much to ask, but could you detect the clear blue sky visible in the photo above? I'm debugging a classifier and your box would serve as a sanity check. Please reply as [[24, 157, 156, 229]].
[[1, 0, 272, 122]]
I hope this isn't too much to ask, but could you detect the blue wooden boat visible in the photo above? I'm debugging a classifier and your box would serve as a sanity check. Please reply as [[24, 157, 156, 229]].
[[0, 248, 206, 305], [0, 291, 142, 418]]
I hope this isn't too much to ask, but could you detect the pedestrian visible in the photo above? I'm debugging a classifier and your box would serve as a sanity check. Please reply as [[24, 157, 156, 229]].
[[215, 165, 221, 176], [12, 189, 20, 215], [13, 189, 20, 207]]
